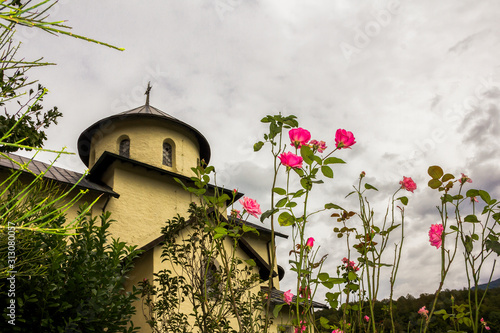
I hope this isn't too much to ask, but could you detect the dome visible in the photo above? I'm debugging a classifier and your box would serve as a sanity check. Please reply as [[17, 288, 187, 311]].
[[77, 104, 211, 167]]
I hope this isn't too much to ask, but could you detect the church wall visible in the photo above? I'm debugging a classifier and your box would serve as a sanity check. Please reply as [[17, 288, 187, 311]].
[[102, 163, 195, 247], [90, 118, 201, 177], [124, 248, 154, 333]]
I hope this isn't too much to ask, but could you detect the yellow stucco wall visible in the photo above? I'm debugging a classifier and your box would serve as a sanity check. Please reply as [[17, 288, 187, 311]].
[[101, 163, 196, 247], [89, 118, 201, 177]]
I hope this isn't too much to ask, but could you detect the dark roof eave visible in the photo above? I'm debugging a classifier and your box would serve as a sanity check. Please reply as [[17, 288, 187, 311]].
[[88, 151, 242, 202], [229, 217, 288, 239]]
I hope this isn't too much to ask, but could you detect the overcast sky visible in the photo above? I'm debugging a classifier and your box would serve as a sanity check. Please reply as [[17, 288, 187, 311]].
[[12, 0, 500, 302]]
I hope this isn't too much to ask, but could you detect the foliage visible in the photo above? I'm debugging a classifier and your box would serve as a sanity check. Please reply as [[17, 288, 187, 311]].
[[0, 204, 142, 332], [141, 201, 267, 333], [423, 166, 500, 333], [0, 0, 122, 152], [316, 287, 500, 332], [255, 115, 360, 332]]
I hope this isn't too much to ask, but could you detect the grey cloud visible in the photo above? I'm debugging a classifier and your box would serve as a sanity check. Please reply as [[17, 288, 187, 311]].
[[448, 30, 488, 54]]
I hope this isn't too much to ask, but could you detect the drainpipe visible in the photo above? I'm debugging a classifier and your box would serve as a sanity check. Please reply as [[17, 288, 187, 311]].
[[102, 193, 112, 213]]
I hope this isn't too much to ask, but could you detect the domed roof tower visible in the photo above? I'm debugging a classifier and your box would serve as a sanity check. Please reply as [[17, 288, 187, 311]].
[[77, 87, 210, 177]]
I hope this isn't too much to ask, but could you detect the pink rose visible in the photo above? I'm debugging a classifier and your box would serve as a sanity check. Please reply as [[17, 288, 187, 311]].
[[289, 128, 311, 148], [364, 315, 370, 322], [332, 330, 344, 333], [239, 197, 262, 218], [429, 224, 444, 249], [299, 286, 311, 299], [279, 152, 303, 169], [309, 139, 327, 153], [294, 322, 306, 333], [230, 209, 241, 218], [335, 129, 356, 149], [283, 289, 293, 305], [418, 306, 429, 320], [460, 173, 472, 185], [400, 176, 417, 193], [306, 237, 315, 249]]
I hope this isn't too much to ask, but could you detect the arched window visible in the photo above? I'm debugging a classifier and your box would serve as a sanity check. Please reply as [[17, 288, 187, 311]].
[[119, 139, 130, 158], [163, 141, 172, 167], [203, 261, 220, 299]]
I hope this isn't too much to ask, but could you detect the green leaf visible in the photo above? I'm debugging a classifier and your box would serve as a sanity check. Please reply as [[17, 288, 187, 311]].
[[320, 317, 330, 329], [466, 189, 480, 197], [292, 189, 305, 198], [471, 233, 479, 241], [273, 303, 284, 318], [329, 277, 345, 284], [261, 115, 273, 123], [217, 194, 230, 204], [348, 271, 357, 281], [449, 225, 459, 232], [275, 197, 288, 208], [364, 183, 378, 191], [214, 227, 227, 235], [318, 272, 329, 281], [485, 239, 500, 256], [244, 259, 256, 267], [273, 187, 287, 195], [324, 157, 346, 164], [313, 155, 323, 165], [321, 281, 334, 289], [345, 191, 355, 198], [464, 215, 480, 223], [464, 235, 473, 253], [479, 190, 492, 204], [253, 141, 264, 152], [442, 194, 454, 203], [428, 165, 444, 179], [278, 211, 295, 226], [428, 179, 442, 189], [346, 283, 359, 291], [325, 203, 344, 210], [300, 178, 312, 191], [300, 145, 314, 165], [294, 168, 305, 177], [441, 173, 455, 182], [188, 187, 206, 196], [260, 209, 278, 222], [397, 196, 408, 205], [242, 225, 257, 234], [321, 165, 334, 178]]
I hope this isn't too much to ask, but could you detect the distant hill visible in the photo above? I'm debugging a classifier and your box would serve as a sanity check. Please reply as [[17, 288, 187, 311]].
[[473, 277, 500, 290]]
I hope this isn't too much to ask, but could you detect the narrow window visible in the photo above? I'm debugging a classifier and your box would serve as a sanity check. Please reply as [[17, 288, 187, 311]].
[[163, 141, 172, 167], [119, 139, 130, 158]]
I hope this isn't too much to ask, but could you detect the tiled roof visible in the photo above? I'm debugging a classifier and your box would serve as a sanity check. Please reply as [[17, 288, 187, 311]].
[[118, 104, 176, 118], [261, 287, 328, 309], [0, 153, 118, 197]]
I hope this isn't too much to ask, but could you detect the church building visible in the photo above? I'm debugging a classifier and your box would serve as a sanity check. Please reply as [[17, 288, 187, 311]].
[[0, 90, 326, 332]]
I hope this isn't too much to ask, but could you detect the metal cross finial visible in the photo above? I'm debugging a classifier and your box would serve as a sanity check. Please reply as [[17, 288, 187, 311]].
[[145, 81, 152, 106]]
